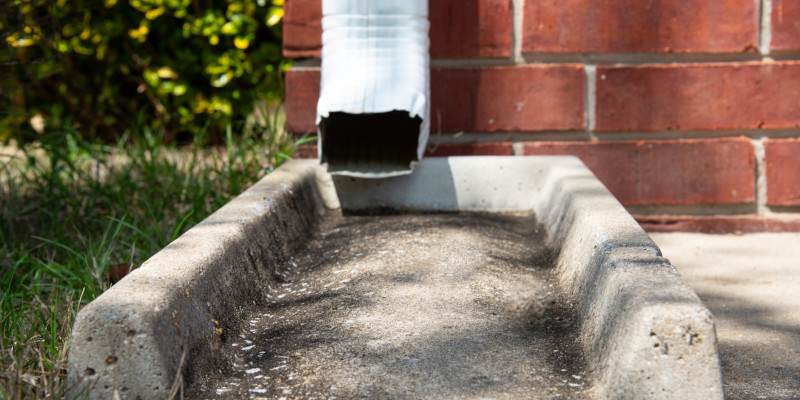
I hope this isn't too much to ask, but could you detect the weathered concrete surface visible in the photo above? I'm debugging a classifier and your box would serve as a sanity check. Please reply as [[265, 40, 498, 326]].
[[187, 213, 591, 399], [531, 159, 724, 400], [651, 232, 800, 400], [67, 157, 723, 399], [66, 162, 337, 399], [335, 157, 723, 399]]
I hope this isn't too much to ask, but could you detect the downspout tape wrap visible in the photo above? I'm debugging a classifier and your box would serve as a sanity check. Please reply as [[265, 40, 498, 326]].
[[317, 0, 430, 178]]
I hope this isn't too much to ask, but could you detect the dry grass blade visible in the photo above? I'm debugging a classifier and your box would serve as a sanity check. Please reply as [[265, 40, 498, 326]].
[[168, 346, 187, 400]]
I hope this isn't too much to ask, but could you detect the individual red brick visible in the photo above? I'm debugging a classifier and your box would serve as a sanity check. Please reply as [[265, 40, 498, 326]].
[[765, 139, 800, 206], [523, 0, 757, 53], [429, 0, 512, 58], [285, 69, 319, 134], [431, 66, 584, 132], [283, 0, 512, 58], [294, 144, 319, 159], [636, 216, 800, 233], [283, 0, 322, 58], [772, 0, 800, 50], [286, 66, 584, 134], [521, 138, 755, 206], [596, 62, 800, 132], [425, 142, 513, 157]]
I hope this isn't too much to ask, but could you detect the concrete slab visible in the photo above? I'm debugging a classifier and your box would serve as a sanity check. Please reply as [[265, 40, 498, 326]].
[[67, 157, 723, 399], [650, 232, 800, 400]]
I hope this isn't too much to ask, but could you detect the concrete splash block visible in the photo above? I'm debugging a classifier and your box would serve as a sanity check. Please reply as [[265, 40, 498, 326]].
[[67, 157, 722, 399]]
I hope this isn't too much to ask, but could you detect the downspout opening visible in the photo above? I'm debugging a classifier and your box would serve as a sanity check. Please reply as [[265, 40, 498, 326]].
[[317, 0, 430, 178], [320, 111, 423, 177]]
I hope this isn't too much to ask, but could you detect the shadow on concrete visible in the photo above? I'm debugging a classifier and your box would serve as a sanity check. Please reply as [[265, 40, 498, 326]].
[[691, 290, 800, 400]]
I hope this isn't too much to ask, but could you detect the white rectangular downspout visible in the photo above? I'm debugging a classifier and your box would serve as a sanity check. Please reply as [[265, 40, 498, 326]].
[[317, 0, 430, 178]]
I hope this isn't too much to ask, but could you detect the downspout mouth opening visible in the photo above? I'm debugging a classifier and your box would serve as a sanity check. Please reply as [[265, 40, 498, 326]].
[[320, 110, 423, 177]]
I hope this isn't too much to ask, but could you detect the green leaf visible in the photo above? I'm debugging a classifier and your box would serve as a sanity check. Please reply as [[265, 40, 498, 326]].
[[221, 21, 238, 35], [266, 6, 283, 27], [143, 69, 160, 87], [172, 83, 187, 96]]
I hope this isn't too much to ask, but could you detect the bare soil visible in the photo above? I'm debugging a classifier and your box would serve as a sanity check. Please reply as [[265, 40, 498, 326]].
[[186, 212, 591, 399]]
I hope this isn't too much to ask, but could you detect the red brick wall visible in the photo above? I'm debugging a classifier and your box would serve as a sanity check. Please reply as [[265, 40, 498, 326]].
[[282, 0, 800, 231]]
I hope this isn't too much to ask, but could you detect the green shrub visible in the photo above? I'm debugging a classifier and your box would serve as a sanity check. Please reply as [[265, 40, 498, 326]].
[[0, 0, 288, 144]]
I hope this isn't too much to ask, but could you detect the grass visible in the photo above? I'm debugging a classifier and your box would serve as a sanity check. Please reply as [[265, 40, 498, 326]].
[[0, 109, 313, 399]]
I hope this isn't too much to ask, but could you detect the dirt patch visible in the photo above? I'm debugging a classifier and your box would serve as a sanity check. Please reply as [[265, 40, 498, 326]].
[[186, 212, 590, 399]]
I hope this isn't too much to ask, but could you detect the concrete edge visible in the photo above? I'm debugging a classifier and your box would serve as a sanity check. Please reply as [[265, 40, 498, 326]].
[[532, 160, 724, 399], [66, 161, 331, 399]]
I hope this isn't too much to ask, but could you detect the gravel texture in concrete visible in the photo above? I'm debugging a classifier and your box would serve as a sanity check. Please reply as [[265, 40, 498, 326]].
[[651, 232, 800, 400], [187, 212, 591, 399]]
